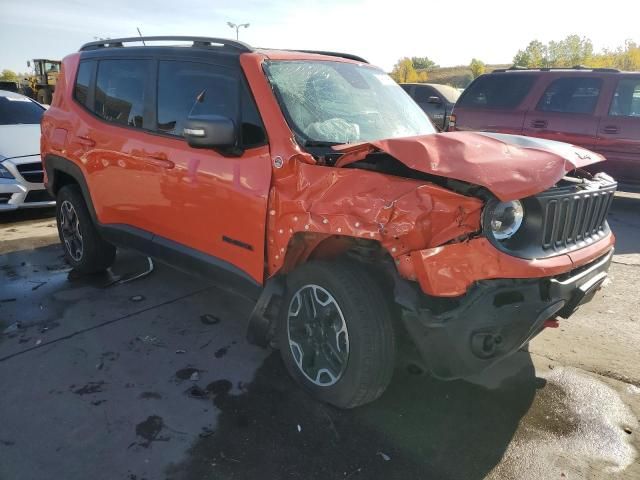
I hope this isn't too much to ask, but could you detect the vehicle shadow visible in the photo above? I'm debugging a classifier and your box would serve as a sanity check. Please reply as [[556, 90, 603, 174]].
[[0, 207, 56, 224], [609, 195, 640, 256], [167, 343, 539, 480]]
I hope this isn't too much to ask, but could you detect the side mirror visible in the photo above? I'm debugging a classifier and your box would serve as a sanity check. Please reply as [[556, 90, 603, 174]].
[[27, 61, 31, 68], [183, 115, 236, 149], [427, 96, 442, 104]]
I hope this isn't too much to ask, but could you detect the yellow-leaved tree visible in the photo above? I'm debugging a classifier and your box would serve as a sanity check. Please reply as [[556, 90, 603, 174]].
[[390, 58, 419, 83], [469, 59, 486, 78]]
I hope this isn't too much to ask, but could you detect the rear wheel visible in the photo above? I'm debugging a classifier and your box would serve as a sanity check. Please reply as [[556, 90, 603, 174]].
[[277, 261, 396, 408], [56, 185, 116, 273]]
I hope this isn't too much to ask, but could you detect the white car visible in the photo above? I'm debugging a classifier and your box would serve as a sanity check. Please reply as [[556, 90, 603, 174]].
[[0, 89, 54, 210]]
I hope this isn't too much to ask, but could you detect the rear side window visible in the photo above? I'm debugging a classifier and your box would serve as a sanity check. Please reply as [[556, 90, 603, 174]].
[[536, 77, 602, 114], [414, 86, 437, 102], [95, 60, 150, 128], [74, 61, 94, 107], [157, 60, 265, 146], [609, 78, 640, 117], [457, 74, 534, 109]]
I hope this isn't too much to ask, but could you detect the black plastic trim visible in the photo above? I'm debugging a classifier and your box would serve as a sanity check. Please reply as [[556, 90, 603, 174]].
[[399, 249, 613, 380], [80, 36, 252, 53], [291, 50, 368, 64], [99, 223, 261, 289], [222, 235, 254, 251], [44, 154, 98, 222]]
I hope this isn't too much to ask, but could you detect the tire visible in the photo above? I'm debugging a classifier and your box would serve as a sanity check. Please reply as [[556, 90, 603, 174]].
[[56, 184, 116, 273], [37, 88, 52, 105], [277, 260, 396, 408]]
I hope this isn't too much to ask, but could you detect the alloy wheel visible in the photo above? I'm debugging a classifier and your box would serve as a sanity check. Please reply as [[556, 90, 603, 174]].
[[59, 200, 83, 262], [287, 284, 350, 386]]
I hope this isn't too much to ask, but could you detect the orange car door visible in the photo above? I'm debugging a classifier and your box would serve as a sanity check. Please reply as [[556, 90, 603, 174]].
[[75, 58, 165, 235], [146, 59, 271, 284]]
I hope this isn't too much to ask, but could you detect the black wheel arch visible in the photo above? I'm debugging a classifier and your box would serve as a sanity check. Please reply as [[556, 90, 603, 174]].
[[45, 154, 98, 223]]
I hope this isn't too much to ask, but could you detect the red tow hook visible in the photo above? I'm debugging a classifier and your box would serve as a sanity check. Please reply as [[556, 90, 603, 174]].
[[544, 318, 560, 328]]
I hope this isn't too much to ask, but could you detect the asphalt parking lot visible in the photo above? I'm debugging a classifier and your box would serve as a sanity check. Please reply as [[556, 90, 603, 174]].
[[1, 196, 639, 480]]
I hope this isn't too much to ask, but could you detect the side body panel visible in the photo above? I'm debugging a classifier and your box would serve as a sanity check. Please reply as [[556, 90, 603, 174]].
[[42, 52, 272, 284], [522, 74, 606, 151]]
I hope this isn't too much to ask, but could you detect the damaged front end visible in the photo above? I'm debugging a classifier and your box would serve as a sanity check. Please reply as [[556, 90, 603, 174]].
[[262, 131, 617, 379]]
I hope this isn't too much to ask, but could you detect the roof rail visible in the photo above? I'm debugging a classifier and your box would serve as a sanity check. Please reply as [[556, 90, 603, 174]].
[[80, 36, 252, 52], [293, 50, 369, 64], [493, 65, 620, 73]]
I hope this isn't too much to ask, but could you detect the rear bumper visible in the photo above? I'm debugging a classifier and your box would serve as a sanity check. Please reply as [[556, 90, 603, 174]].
[[399, 249, 613, 380]]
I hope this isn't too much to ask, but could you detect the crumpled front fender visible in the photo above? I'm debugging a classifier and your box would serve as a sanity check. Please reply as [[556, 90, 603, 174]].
[[267, 160, 483, 275]]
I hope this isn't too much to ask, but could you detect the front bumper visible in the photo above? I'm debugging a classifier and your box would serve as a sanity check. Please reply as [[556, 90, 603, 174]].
[[0, 158, 55, 211], [400, 249, 613, 380]]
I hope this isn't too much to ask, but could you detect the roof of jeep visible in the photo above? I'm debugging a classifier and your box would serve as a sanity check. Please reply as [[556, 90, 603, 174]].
[[78, 36, 368, 65]]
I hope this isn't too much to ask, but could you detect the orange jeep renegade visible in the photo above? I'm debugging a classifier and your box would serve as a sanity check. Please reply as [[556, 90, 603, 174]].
[[41, 37, 616, 408]]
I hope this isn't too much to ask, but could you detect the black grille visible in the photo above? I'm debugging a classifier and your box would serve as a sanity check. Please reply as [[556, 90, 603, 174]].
[[485, 176, 617, 259], [24, 189, 54, 203], [16, 162, 44, 183], [0, 192, 12, 204], [538, 185, 616, 252]]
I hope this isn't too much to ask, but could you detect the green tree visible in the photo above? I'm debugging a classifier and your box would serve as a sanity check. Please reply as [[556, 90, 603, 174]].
[[469, 58, 486, 78], [513, 40, 548, 67], [547, 35, 593, 66], [512, 35, 594, 68], [0, 69, 18, 81], [390, 58, 419, 83], [592, 40, 640, 70], [410, 56, 438, 70]]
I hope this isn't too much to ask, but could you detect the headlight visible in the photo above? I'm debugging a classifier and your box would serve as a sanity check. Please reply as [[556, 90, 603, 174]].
[[0, 163, 15, 179], [486, 200, 524, 240]]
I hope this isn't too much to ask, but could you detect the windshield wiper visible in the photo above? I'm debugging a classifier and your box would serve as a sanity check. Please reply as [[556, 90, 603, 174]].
[[303, 140, 343, 147]]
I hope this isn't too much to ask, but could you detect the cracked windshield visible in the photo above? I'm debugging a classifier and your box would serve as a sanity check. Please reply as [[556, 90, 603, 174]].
[[265, 61, 435, 144]]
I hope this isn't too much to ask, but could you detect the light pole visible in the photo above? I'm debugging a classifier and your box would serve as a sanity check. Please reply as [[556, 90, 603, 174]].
[[227, 22, 250, 40]]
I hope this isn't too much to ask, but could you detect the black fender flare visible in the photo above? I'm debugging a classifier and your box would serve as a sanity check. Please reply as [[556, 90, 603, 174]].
[[44, 154, 98, 223]]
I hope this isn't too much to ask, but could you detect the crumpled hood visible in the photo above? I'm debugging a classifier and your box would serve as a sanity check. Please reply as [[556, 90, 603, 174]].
[[0, 124, 41, 160], [333, 131, 605, 201]]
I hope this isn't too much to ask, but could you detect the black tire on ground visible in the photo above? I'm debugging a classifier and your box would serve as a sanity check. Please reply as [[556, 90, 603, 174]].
[[277, 260, 396, 408], [56, 184, 116, 273], [37, 88, 52, 105]]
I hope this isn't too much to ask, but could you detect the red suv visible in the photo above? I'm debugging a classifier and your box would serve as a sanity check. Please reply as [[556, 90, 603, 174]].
[[41, 37, 616, 408], [450, 68, 640, 188]]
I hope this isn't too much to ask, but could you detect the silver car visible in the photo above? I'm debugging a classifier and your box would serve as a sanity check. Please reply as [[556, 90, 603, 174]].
[[0, 89, 54, 210]]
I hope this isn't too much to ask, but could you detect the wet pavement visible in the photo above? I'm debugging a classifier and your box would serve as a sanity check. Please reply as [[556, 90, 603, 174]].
[[1, 197, 639, 480]]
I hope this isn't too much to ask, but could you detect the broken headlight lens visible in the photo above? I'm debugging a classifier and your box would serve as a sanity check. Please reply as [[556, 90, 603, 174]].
[[488, 200, 524, 240], [0, 163, 15, 179]]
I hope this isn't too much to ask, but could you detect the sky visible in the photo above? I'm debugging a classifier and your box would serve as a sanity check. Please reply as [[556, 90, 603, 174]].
[[1, 0, 638, 74]]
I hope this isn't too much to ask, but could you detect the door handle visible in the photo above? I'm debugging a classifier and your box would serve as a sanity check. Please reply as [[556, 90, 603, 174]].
[[602, 125, 619, 134], [143, 155, 175, 169], [530, 120, 548, 129], [72, 135, 95, 147]]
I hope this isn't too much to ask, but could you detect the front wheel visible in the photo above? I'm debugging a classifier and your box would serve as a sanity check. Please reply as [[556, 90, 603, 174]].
[[277, 261, 396, 408]]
